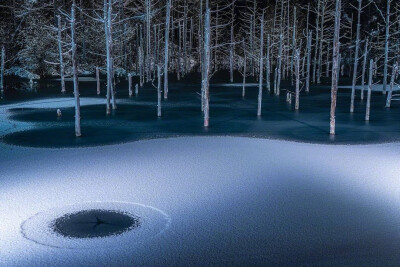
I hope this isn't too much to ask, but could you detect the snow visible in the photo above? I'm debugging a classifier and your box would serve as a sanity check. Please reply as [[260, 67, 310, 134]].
[[339, 84, 400, 92], [1, 97, 106, 110], [0, 137, 400, 265], [5, 67, 40, 80]]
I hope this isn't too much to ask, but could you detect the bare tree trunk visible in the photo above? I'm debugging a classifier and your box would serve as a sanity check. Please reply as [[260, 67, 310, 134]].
[[382, 0, 391, 94], [386, 63, 398, 108], [128, 73, 132, 97], [302, 3, 310, 78], [306, 30, 312, 93], [350, 0, 362, 113], [108, 0, 116, 110], [177, 20, 182, 81], [242, 39, 247, 97], [71, 0, 81, 137], [295, 49, 300, 110], [104, 0, 111, 114], [96, 67, 100, 95], [274, 67, 278, 95], [313, 0, 321, 84], [257, 11, 265, 117], [265, 35, 270, 91], [0, 45, 4, 93], [183, 0, 188, 75], [157, 65, 162, 117], [203, 8, 211, 127], [330, 0, 341, 135], [290, 7, 297, 83], [242, 55, 247, 97], [317, 0, 325, 84], [229, 2, 234, 83], [276, 34, 283, 95], [57, 15, 65, 94], [360, 39, 368, 100], [163, 0, 171, 99], [366, 59, 373, 121], [145, 0, 152, 82], [139, 45, 144, 87]]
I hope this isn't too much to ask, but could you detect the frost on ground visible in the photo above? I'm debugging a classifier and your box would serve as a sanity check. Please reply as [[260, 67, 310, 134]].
[[0, 137, 399, 265]]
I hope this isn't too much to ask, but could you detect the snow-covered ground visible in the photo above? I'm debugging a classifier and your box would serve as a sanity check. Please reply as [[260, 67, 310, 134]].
[[1, 137, 400, 265]]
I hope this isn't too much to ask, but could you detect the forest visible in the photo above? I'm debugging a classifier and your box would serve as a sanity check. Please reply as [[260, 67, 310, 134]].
[[1, 0, 399, 138]]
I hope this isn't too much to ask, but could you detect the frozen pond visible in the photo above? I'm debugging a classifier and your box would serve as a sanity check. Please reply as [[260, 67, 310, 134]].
[[0, 137, 399, 265], [1, 77, 400, 147]]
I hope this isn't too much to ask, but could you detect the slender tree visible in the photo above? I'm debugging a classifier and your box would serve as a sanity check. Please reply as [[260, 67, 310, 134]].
[[350, 0, 362, 113], [163, 0, 171, 99], [71, 0, 81, 137], [366, 59, 373, 121], [57, 15, 65, 94], [386, 63, 398, 108], [0, 45, 4, 93], [257, 11, 264, 117], [330, 0, 341, 135]]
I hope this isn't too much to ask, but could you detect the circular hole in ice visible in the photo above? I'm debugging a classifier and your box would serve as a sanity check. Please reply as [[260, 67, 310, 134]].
[[51, 209, 141, 239], [21, 202, 171, 249]]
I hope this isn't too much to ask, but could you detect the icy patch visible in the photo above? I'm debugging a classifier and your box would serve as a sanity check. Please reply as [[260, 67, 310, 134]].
[[338, 84, 400, 92], [1, 97, 106, 110], [213, 83, 259, 87], [53, 77, 99, 82], [21, 202, 171, 249]]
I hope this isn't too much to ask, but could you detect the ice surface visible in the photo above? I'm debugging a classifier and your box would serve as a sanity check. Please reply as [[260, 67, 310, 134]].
[[0, 137, 400, 265], [339, 84, 400, 92], [3, 82, 400, 147]]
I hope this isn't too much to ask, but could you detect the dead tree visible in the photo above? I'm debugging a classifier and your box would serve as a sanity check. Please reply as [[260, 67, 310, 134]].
[[366, 59, 373, 121], [0, 45, 4, 93], [276, 33, 283, 95], [128, 73, 133, 97], [295, 48, 300, 110], [386, 63, 398, 108], [257, 11, 265, 117], [265, 35, 270, 92], [157, 65, 162, 116], [57, 15, 66, 93], [96, 67, 100, 95], [229, 1, 235, 83], [203, 7, 211, 127], [241, 39, 247, 97], [360, 39, 368, 100], [306, 30, 312, 93], [350, 0, 362, 113], [313, 0, 321, 84], [382, 0, 392, 94], [330, 0, 341, 135], [71, 0, 81, 137], [163, 0, 171, 99]]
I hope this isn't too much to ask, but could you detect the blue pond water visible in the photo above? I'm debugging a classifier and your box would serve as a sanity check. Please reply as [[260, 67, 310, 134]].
[[1, 74, 399, 147]]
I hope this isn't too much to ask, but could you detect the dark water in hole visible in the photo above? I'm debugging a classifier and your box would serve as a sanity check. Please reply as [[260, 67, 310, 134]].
[[1, 72, 400, 147], [52, 209, 140, 239]]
